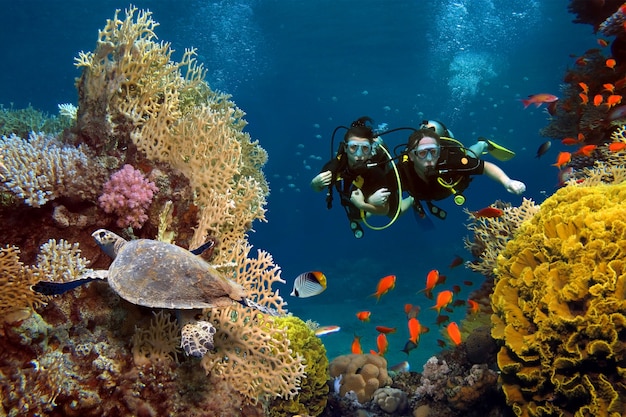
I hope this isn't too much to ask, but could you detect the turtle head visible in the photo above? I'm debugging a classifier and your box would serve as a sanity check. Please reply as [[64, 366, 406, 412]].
[[92, 229, 127, 259]]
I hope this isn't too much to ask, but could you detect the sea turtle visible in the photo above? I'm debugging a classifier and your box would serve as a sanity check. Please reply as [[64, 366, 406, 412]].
[[34, 229, 279, 357]]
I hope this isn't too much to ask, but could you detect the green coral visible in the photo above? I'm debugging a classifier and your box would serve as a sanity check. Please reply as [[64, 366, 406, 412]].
[[267, 316, 329, 417], [0, 104, 73, 137], [492, 182, 626, 417]]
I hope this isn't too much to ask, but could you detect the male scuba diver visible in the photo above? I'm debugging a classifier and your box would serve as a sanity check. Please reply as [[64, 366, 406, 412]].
[[397, 123, 525, 220], [311, 116, 399, 238]]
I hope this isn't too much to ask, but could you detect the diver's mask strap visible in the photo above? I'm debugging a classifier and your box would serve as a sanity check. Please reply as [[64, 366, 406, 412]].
[[426, 201, 447, 220]]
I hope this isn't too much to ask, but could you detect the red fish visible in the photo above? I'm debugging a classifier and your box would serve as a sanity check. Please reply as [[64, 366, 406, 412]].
[[404, 303, 421, 320], [447, 322, 462, 346], [436, 315, 450, 326], [467, 299, 480, 314], [418, 269, 440, 299], [375, 326, 397, 334], [609, 142, 626, 152], [606, 58, 617, 69], [371, 275, 396, 302], [376, 333, 388, 356], [356, 311, 371, 322], [606, 94, 623, 108], [520, 93, 558, 108], [598, 38, 609, 47], [553, 152, 571, 169], [578, 93, 589, 105], [593, 94, 604, 106], [408, 317, 429, 344], [351, 335, 363, 354], [575, 144, 597, 157], [448, 255, 464, 269], [431, 290, 454, 314], [603, 83, 615, 93], [471, 206, 504, 218], [561, 137, 579, 146], [463, 280, 473, 286], [578, 82, 589, 94]]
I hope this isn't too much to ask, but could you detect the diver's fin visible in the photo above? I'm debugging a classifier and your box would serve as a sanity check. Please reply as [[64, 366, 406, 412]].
[[478, 137, 516, 161], [32, 277, 100, 296]]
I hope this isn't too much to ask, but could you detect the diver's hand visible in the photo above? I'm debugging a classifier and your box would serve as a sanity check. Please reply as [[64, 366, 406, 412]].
[[505, 179, 526, 195], [311, 171, 332, 191], [350, 189, 366, 208], [367, 188, 391, 206]]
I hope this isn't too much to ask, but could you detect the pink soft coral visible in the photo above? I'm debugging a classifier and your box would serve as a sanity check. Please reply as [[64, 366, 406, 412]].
[[98, 164, 158, 229]]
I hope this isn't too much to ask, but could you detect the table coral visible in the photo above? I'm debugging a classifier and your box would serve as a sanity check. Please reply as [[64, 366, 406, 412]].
[[492, 181, 626, 416], [328, 354, 392, 404]]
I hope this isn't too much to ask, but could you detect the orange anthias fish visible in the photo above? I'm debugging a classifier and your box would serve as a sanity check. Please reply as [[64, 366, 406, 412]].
[[351, 335, 363, 354], [431, 290, 454, 315], [575, 144, 597, 157], [578, 93, 589, 105], [553, 152, 572, 169], [408, 317, 429, 344], [593, 94, 604, 106], [447, 322, 462, 346], [606, 94, 623, 108], [603, 83, 615, 93], [471, 206, 504, 218], [606, 58, 617, 69], [375, 326, 397, 334], [376, 333, 389, 356], [467, 299, 480, 315], [418, 269, 440, 299], [609, 142, 626, 152], [356, 311, 371, 322], [561, 137, 580, 146], [578, 82, 589, 94], [371, 274, 396, 302], [520, 93, 559, 108]]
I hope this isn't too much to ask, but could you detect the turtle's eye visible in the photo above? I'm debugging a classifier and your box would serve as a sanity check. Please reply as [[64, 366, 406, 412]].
[[97, 231, 106, 239]]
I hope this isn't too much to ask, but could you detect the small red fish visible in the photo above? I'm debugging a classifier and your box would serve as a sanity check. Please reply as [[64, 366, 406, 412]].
[[447, 322, 462, 346], [593, 94, 604, 106], [575, 144, 597, 157], [561, 137, 579, 146], [520, 93, 558, 109], [352, 334, 363, 354], [467, 299, 480, 314], [431, 290, 454, 314], [371, 275, 396, 302], [375, 326, 397, 334], [448, 255, 464, 269], [598, 38, 609, 47], [553, 152, 572, 169], [418, 269, 440, 299], [463, 280, 473, 286], [606, 58, 617, 69], [471, 206, 504, 218], [603, 83, 615, 93], [579, 93, 589, 105], [609, 142, 626, 152], [436, 315, 450, 326], [436, 339, 447, 348], [356, 311, 371, 322], [578, 82, 589, 94], [606, 94, 623, 108], [408, 317, 429, 344], [404, 303, 421, 320], [376, 333, 389, 356]]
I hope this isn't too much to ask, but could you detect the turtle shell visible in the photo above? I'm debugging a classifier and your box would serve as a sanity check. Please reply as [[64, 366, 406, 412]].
[[108, 239, 247, 309]]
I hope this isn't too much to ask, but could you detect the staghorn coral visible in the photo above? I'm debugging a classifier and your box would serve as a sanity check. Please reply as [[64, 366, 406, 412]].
[[35, 238, 92, 283], [463, 198, 539, 277], [328, 354, 392, 404], [0, 104, 72, 138], [0, 132, 105, 207], [492, 181, 626, 416]]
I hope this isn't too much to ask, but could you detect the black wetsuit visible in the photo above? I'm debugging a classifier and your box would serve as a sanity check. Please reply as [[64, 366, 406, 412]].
[[397, 140, 484, 202]]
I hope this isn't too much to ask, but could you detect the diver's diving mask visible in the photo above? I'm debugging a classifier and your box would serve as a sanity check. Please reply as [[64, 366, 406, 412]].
[[412, 145, 440, 161], [346, 141, 372, 157]]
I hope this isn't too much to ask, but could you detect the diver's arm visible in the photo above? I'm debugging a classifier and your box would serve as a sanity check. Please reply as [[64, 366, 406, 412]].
[[483, 162, 526, 195], [350, 189, 390, 215], [310, 171, 332, 192]]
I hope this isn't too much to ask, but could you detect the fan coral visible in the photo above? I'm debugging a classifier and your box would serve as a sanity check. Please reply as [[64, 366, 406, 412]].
[[328, 354, 392, 403], [492, 181, 626, 416], [98, 164, 158, 229], [131, 310, 181, 366]]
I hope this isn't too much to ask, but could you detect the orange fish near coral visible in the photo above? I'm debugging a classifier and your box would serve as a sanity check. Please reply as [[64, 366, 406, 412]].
[[606, 58, 617, 69], [553, 152, 572, 169], [351, 335, 363, 354], [609, 142, 626, 152], [593, 94, 604, 106], [356, 311, 371, 322], [561, 137, 579, 146], [578, 93, 589, 105], [575, 144, 597, 157], [407, 317, 429, 344], [375, 326, 397, 334], [603, 83, 616, 93], [606, 94, 623, 108], [467, 299, 480, 315], [431, 290, 454, 314], [447, 322, 462, 346], [578, 82, 589, 94], [520, 93, 559, 109], [371, 275, 396, 302], [376, 333, 389, 356], [471, 206, 504, 218], [418, 269, 440, 299]]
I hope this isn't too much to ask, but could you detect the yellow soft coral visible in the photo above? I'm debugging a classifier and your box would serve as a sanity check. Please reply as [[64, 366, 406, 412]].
[[492, 182, 626, 417]]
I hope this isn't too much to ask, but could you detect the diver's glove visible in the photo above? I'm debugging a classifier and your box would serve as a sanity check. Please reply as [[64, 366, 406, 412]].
[[367, 188, 391, 206], [505, 179, 526, 195]]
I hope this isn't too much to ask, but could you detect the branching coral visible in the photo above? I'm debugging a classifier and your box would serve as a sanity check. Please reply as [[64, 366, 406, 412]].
[[131, 310, 181, 366], [35, 238, 92, 282], [492, 181, 626, 416]]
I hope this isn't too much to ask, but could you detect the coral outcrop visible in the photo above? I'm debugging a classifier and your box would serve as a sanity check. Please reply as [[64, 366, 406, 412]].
[[329, 354, 392, 404], [492, 181, 626, 416]]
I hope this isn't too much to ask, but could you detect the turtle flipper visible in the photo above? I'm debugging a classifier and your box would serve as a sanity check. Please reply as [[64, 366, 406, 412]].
[[181, 320, 216, 357], [32, 277, 99, 295]]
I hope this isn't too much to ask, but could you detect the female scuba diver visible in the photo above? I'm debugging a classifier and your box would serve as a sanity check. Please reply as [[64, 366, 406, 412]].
[[310, 116, 401, 238]]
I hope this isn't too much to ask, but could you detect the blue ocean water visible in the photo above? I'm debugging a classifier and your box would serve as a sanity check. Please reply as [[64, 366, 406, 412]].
[[1, 1, 596, 370]]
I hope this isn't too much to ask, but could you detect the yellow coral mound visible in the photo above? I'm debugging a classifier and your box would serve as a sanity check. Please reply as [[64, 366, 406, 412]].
[[492, 182, 626, 417]]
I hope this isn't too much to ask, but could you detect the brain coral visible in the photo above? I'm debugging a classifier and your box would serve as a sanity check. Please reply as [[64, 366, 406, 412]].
[[492, 182, 626, 417]]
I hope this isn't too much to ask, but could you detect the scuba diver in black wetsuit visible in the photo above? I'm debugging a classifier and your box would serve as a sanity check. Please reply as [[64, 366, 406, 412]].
[[311, 116, 402, 238], [396, 126, 526, 220]]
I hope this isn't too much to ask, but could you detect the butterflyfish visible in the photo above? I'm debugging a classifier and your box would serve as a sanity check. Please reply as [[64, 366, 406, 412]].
[[290, 271, 327, 298]]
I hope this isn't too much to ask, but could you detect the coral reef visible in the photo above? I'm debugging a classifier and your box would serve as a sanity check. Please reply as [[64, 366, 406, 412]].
[[328, 354, 392, 404], [0, 104, 72, 138], [492, 181, 626, 416], [372, 387, 408, 414]]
